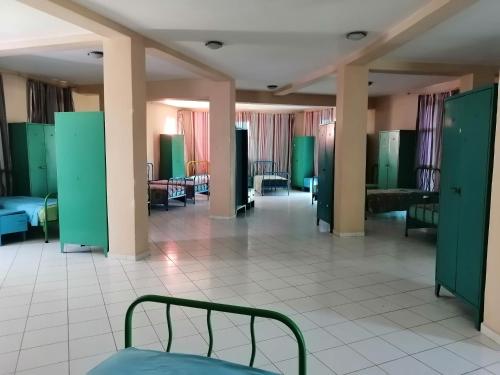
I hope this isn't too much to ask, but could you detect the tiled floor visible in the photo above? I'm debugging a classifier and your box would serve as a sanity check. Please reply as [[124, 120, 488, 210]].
[[1, 191, 500, 374]]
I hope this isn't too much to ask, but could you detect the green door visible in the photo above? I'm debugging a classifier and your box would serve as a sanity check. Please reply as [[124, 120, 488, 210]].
[[436, 100, 462, 291], [291, 136, 314, 188], [317, 125, 334, 228], [26, 124, 48, 197], [171, 135, 185, 178], [55, 112, 108, 253], [455, 87, 495, 306], [44, 125, 57, 193], [387, 132, 399, 188], [377, 132, 389, 188]]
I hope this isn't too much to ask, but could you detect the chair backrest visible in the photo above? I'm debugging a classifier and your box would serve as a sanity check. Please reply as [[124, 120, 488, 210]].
[[125, 294, 307, 375]]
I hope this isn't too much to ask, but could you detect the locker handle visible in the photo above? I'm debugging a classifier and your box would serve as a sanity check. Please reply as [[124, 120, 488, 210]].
[[451, 186, 462, 195]]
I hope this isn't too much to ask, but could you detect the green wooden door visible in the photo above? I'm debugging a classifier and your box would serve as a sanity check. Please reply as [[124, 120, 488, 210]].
[[317, 125, 334, 229], [171, 135, 185, 178], [26, 124, 48, 197], [386, 131, 399, 188], [455, 87, 496, 306], [55, 112, 108, 253], [377, 132, 389, 188], [291, 136, 315, 188], [44, 125, 57, 193]]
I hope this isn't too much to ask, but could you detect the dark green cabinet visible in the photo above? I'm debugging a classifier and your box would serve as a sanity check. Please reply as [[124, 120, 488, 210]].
[[377, 130, 416, 189], [291, 136, 315, 188], [159, 134, 185, 179], [436, 85, 497, 328], [9, 122, 57, 197], [55, 112, 108, 255], [317, 124, 334, 232], [235, 129, 248, 211]]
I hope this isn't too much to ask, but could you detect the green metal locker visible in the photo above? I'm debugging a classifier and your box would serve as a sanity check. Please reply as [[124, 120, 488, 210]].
[[436, 85, 497, 329], [55, 112, 108, 255], [377, 130, 417, 189], [159, 134, 185, 179], [316, 124, 334, 233], [291, 136, 315, 189], [9, 122, 57, 197], [235, 129, 248, 211]]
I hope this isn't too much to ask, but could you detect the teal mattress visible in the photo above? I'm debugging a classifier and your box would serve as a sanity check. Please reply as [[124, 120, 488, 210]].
[[409, 203, 439, 224], [89, 348, 279, 375]]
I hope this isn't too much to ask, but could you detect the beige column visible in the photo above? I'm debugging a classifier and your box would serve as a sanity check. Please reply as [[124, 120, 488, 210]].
[[482, 80, 500, 343], [459, 71, 496, 92], [208, 80, 236, 218], [333, 64, 368, 236], [103, 36, 149, 259]]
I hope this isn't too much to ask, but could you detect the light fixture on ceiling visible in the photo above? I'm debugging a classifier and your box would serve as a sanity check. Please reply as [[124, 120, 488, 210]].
[[267, 84, 278, 90], [87, 50, 104, 59], [205, 41, 224, 50], [368, 81, 374, 86], [345, 31, 368, 41]]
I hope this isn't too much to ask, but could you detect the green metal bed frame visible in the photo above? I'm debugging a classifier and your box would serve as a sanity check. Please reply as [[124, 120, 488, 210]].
[[125, 295, 307, 374], [42, 192, 58, 243]]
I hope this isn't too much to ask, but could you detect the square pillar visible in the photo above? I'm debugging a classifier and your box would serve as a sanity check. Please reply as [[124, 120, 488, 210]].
[[103, 36, 149, 259], [209, 80, 236, 218], [482, 80, 500, 343], [334, 64, 368, 236]]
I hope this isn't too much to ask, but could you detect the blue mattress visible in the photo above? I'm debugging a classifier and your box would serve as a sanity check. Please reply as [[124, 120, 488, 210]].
[[89, 348, 279, 375], [0, 196, 57, 226]]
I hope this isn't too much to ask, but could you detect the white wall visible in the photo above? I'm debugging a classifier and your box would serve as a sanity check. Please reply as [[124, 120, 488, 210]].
[[2, 73, 28, 123]]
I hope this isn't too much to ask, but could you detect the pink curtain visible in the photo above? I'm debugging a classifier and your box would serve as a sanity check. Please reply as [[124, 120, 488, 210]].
[[177, 110, 210, 173], [304, 108, 336, 174]]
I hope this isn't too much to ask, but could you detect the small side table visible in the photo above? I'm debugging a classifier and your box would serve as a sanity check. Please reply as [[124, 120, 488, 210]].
[[0, 209, 28, 245]]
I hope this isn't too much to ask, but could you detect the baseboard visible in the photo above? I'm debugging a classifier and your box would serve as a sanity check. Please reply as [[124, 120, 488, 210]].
[[210, 214, 236, 219], [481, 323, 500, 344], [333, 231, 365, 238], [109, 250, 150, 261]]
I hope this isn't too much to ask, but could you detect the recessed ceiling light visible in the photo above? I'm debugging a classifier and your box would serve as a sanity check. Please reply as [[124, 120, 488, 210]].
[[267, 84, 278, 90], [368, 81, 374, 86], [345, 31, 368, 41], [205, 41, 224, 50], [87, 50, 103, 59]]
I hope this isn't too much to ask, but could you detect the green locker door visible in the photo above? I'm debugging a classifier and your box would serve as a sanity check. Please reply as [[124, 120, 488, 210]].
[[44, 125, 57, 193], [26, 124, 48, 197], [455, 87, 496, 306], [317, 125, 334, 231], [55, 112, 108, 253], [436, 101, 462, 291], [171, 135, 185, 178], [386, 132, 399, 188], [291, 136, 314, 188], [377, 132, 389, 188]]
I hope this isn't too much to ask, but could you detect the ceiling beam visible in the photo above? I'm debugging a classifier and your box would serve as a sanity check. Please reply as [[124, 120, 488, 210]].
[[0, 34, 100, 57], [19, 0, 230, 81], [275, 0, 478, 96], [370, 59, 499, 76]]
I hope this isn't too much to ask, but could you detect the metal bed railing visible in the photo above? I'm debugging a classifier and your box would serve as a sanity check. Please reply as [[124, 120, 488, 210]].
[[125, 295, 307, 374], [416, 166, 440, 192], [186, 160, 210, 177]]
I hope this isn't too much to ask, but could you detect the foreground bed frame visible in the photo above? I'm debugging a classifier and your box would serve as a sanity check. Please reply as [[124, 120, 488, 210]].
[[90, 294, 307, 374], [251, 161, 290, 196], [147, 163, 187, 212]]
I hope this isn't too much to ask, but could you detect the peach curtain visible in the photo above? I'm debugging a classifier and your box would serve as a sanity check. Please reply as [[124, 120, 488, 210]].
[[177, 110, 210, 173]]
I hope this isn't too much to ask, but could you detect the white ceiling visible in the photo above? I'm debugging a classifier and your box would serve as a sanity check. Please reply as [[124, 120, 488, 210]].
[[161, 99, 328, 112]]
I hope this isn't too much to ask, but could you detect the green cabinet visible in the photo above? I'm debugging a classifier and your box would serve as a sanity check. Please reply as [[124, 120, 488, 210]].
[[9, 122, 57, 197], [235, 129, 248, 210], [159, 134, 185, 179], [55, 112, 108, 255], [291, 136, 315, 188], [377, 130, 416, 189], [436, 85, 497, 328], [316, 124, 335, 232]]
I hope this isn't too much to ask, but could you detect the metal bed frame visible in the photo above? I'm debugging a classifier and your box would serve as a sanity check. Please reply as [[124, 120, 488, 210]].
[[185, 160, 210, 203], [123, 295, 307, 374], [251, 161, 290, 196], [147, 162, 187, 212]]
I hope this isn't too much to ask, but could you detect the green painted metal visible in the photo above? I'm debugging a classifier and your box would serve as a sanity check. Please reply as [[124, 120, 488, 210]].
[[55, 112, 108, 256], [291, 136, 315, 188], [206, 309, 213, 357], [125, 294, 307, 374], [436, 84, 498, 329], [317, 124, 334, 232], [159, 134, 185, 179], [235, 129, 248, 209], [9, 122, 56, 197], [249, 315, 256, 367], [377, 130, 416, 189], [166, 304, 173, 352]]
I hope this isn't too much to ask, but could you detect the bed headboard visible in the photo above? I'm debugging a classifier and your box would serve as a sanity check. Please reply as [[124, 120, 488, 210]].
[[416, 166, 440, 192], [186, 160, 209, 176], [146, 162, 154, 182], [251, 160, 277, 177]]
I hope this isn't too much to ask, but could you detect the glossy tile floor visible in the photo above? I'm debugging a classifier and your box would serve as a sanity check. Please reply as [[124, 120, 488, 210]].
[[1, 191, 500, 374]]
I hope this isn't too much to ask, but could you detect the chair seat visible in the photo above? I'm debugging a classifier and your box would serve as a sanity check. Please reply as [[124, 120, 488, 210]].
[[89, 348, 279, 375]]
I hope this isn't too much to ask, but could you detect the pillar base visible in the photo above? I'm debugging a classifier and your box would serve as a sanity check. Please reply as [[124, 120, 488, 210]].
[[333, 230, 365, 238], [210, 214, 236, 220], [481, 323, 500, 345], [109, 250, 150, 261]]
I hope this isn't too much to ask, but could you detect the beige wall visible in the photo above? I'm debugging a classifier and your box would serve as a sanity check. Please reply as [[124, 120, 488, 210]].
[[373, 93, 419, 133], [2, 73, 28, 123], [73, 92, 100, 112], [146, 102, 178, 179]]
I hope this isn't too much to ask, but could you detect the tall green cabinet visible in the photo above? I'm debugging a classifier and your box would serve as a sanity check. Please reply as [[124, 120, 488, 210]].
[[55, 112, 108, 255], [9, 122, 57, 197], [235, 129, 248, 211], [291, 136, 315, 188], [377, 130, 416, 189], [159, 134, 185, 179], [316, 124, 335, 233], [436, 85, 497, 329]]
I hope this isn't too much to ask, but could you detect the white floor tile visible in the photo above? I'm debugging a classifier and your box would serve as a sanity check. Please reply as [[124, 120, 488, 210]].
[[350, 337, 406, 365], [315, 345, 373, 374], [413, 347, 478, 375], [325, 321, 374, 344], [379, 356, 439, 374], [382, 329, 437, 354], [17, 342, 69, 371]]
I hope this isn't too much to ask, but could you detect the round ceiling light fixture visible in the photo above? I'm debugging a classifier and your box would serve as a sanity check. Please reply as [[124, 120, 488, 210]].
[[368, 81, 374, 86], [205, 40, 224, 50], [345, 31, 368, 41], [267, 84, 278, 90], [87, 50, 104, 59]]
